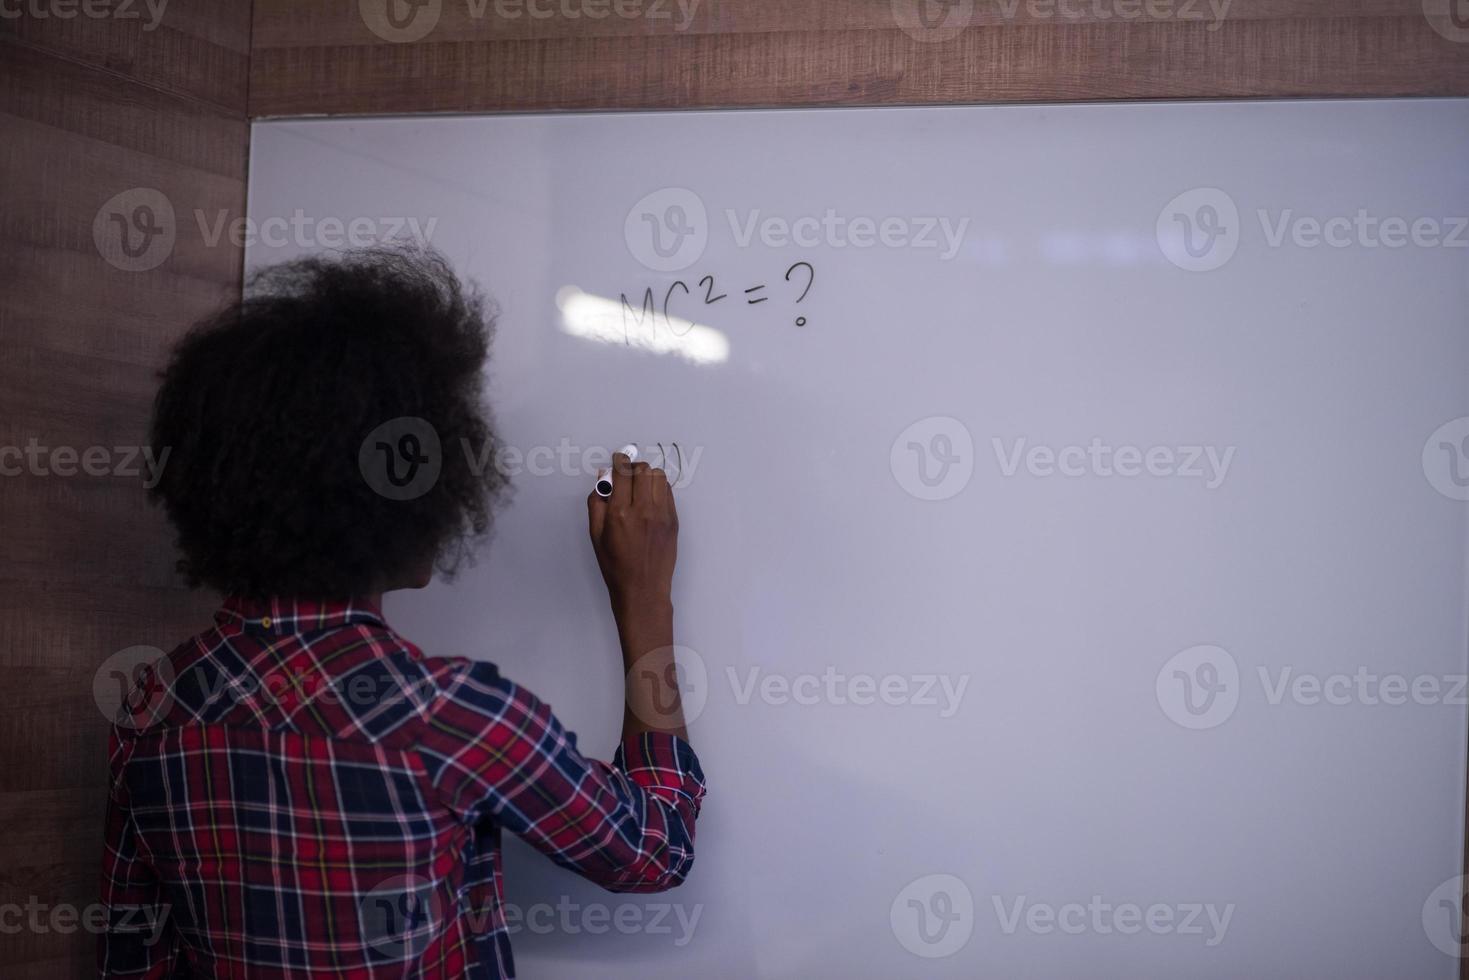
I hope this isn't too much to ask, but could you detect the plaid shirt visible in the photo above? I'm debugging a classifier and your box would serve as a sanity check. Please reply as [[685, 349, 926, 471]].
[[99, 597, 706, 979]]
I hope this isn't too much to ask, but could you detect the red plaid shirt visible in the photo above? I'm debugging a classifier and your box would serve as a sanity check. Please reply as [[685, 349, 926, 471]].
[[99, 597, 706, 978]]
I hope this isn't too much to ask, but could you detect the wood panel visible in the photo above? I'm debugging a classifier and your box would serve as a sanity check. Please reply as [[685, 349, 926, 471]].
[[0, 0, 250, 110], [249, 0, 1469, 116], [0, 3, 250, 974]]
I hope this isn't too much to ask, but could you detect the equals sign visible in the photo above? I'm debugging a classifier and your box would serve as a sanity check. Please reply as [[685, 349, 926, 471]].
[[745, 285, 767, 304]]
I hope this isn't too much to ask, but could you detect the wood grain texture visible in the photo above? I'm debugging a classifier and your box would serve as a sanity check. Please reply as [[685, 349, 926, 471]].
[[0, 3, 249, 974], [248, 0, 1469, 116], [0, 0, 250, 111]]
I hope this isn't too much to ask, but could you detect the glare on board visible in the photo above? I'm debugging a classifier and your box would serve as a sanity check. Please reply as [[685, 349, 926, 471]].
[[555, 285, 730, 365]]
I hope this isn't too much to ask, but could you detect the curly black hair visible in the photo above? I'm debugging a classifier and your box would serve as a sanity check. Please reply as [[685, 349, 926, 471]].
[[148, 246, 509, 598]]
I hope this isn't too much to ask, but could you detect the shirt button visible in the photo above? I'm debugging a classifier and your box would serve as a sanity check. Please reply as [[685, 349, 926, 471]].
[[261, 616, 273, 628]]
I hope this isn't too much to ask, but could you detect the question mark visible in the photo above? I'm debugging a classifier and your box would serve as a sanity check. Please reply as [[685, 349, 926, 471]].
[[784, 261, 814, 327]]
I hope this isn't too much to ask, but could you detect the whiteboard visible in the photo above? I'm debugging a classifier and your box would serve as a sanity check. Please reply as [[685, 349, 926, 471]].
[[247, 100, 1469, 979]]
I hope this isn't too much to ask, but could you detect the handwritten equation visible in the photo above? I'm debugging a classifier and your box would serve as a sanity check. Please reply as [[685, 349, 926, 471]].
[[619, 262, 815, 343]]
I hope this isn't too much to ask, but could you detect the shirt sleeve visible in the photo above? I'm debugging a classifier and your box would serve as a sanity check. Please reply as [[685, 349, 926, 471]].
[[420, 660, 706, 893], [98, 733, 183, 978]]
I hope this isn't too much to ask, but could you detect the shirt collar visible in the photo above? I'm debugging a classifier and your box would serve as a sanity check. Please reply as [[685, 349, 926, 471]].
[[215, 596, 386, 635]]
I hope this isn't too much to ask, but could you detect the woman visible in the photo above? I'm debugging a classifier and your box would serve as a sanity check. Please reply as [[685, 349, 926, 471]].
[[99, 247, 704, 978]]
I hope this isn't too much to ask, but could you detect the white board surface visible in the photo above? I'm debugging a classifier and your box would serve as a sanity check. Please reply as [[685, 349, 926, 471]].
[[247, 100, 1469, 979]]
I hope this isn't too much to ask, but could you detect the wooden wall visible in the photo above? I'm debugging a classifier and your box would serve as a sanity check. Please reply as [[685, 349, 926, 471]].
[[249, 0, 1469, 116], [0, 2, 251, 975]]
